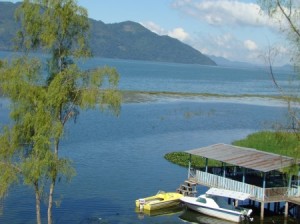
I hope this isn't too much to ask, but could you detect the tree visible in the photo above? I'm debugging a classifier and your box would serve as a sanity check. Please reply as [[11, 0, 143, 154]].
[[258, 0, 300, 159], [0, 1, 121, 223], [0, 56, 54, 224]]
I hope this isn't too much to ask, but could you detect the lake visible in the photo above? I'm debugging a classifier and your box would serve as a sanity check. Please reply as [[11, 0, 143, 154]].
[[0, 53, 298, 223]]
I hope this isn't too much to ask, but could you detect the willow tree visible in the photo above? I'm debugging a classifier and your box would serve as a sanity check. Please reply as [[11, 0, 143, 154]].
[[0, 57, 56, 224], [0, 0, 121, 223], [259, 0, 300, 160]]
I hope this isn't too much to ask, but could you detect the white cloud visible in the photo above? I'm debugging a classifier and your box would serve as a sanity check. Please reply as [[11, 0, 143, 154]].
[[168, 27, 189, 41], [141, 21, 189, 41], [141, 1, 291, 65], [171, 0, 277, 29], [190, 32, 265, 64], [169, 0, 292, 64], [244, 40, 258, 51], [140, 21, 165, 35]]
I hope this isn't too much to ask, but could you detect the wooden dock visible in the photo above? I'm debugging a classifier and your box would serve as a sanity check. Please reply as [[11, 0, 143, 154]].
[[287, 196, 300, 205], [184, 143, 300, 220]]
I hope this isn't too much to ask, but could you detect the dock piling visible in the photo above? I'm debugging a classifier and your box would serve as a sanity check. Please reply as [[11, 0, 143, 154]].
[[260, 202, 265, 220]]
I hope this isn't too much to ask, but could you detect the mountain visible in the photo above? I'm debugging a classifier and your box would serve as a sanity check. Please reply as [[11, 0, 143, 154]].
[[0, 2, 216, 65], [209, 55, 294, 72], [208, 55, 262, 68], [0, 2, 21, 50]]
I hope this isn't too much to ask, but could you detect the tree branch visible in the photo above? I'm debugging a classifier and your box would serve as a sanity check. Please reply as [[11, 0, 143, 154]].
[[277, 0, 300, 39], [0, 161, 22, 173]]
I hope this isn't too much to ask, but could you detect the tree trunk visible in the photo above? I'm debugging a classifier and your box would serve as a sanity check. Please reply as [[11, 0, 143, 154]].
[[47, 181, 55, 224], [48, 141, 59, 224], [34, 182, 42, 224]]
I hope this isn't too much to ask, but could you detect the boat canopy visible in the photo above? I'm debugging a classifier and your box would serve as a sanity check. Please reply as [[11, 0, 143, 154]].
[[206, 188, 251, 201]]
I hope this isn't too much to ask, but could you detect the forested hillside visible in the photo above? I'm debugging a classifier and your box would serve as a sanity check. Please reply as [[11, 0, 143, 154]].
[[0, 2, 216, 65]]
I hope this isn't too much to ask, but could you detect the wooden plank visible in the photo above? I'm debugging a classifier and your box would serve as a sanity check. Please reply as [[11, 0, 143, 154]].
[[287, 197, 300, 205]]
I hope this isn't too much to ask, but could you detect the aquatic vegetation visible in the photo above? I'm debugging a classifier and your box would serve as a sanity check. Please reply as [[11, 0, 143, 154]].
[[164, 151, 221, 169]]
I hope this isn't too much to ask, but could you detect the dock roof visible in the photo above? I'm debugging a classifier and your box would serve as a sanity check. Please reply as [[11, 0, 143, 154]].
[[186, 143, 299, 173]]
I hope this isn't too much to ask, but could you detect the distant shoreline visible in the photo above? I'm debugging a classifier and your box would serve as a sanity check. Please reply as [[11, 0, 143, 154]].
[[121, 90, 288, 106]]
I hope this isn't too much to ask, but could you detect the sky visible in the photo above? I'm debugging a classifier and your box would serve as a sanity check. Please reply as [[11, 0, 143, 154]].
[[1, 0, 294, 65], [77, 0, 292, 65]]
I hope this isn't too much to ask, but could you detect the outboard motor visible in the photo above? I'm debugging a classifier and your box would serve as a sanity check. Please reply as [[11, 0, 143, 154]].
[[244, 209, 254, 222], [139, 199, 145, 211]]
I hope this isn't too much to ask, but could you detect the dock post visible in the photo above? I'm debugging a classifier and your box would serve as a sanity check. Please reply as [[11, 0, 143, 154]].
[[284, 201, 288, 218], [222, 162, 226, 177], [188, 154, 191, 179], [260, 202, 265, 220]]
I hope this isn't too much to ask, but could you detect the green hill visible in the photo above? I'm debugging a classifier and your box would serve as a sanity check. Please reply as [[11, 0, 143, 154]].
[[0, 2, 216, 65]]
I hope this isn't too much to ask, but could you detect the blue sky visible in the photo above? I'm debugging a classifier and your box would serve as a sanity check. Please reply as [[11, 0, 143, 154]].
[[2, 0, 290, 65]]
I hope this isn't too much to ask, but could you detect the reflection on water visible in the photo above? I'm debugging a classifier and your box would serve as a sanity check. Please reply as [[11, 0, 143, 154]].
[[179, 207, 299, 224], [180, 208, 236, 224], [135, 205, 182, 218]]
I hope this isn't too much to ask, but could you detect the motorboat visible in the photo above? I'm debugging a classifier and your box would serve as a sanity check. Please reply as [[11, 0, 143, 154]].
[[179, 208, 237, 224], [136, 191, 183, 211], [180, 188, 253, 222]]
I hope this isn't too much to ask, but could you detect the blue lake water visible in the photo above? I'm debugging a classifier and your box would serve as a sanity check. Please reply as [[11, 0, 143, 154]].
[[78, 57, 298, 96], [0, 53, 299, 223]]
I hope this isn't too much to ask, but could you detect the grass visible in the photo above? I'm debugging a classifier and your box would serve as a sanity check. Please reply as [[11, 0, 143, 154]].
[[233, 131, 299, 158], [164, 131, 300, 172]]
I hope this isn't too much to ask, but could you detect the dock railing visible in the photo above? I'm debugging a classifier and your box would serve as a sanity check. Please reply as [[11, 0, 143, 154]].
[[288, 186, 300, 197], [192, 170, 299, 202]]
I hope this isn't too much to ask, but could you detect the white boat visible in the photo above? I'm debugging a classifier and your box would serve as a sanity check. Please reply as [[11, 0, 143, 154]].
[[180, 188, 253, 223]]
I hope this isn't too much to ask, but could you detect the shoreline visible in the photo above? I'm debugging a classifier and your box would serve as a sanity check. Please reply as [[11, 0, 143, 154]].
[[0, 90, 290, 107], [121, 90, 289, 107]]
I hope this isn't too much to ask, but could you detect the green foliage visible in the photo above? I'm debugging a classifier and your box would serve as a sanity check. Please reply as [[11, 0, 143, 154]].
[[79, 66, 121, 113], [164, 152, 221, 169], [233, 131, 299, 158], [164, 152, 190, 167], [15, 0, 90, 57], [0, 1, 121, 223], [0, 128, 19, 198], [0, 56, 53, 196]]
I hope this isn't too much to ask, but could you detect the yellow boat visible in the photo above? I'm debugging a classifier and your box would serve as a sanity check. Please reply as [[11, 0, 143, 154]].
[[135, 191, 183, 211]]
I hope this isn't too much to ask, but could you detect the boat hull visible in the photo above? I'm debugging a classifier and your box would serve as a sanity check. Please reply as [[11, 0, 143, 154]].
[[185, 202, 242, 222], [136, 192, 183, 211], [145, 199, 180, 210], [180, 195, 251, 223]]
